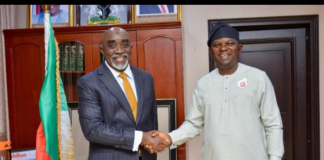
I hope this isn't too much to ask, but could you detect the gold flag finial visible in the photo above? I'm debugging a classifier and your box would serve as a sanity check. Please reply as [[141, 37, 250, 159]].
[[42, 5, 50, 13]]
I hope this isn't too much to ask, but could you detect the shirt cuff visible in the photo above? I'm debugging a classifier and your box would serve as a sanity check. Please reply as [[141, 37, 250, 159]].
[[132, 131, 143, 151], [270, 155, 282, 160], [168, 133, 178, 149]]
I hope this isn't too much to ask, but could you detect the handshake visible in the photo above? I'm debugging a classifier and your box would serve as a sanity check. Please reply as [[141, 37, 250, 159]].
[[140, 130, 172, 154]]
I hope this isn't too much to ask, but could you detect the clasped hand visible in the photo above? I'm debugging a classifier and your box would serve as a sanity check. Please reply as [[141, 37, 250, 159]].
[[141, 130, 172, 154]]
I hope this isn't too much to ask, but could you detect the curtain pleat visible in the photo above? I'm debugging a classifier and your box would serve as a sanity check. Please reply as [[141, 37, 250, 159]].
[[0, 5, 17, 141]]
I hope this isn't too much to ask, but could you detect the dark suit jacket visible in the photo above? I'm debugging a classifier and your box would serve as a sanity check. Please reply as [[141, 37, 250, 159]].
[[77, 63, 158, 160], [139, 5, 174, 14]]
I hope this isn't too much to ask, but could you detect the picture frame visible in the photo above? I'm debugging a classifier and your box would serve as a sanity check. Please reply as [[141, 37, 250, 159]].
[[156, 98, 177, 160], [68, 98, 177, 160], [28, 5, 73, 28], [76, 5, 131, 26], [208, 20, 219, 72], [131, 5, 181, 23]]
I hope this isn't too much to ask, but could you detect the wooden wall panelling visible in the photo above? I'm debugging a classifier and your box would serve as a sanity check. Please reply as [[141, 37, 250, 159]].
[[4, 35, 45, 149], [91, 32, 106, 69], [136, 28, 185, 160]]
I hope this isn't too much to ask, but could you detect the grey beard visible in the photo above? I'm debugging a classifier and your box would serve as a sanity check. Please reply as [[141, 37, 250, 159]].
[[111, 53, 129, 70]]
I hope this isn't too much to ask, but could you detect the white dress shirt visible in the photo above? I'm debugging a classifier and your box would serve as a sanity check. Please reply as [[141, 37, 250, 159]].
[[105, 61, 142, 152]]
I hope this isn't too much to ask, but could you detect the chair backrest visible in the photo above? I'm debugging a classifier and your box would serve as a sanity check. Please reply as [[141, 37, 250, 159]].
[[0, 141, 11, 160], [0, 141, 11, 151]]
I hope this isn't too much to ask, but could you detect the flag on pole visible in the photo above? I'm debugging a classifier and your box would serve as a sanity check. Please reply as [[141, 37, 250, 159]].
[[36, 5, 43, 14], [36, 5, 75, 160]]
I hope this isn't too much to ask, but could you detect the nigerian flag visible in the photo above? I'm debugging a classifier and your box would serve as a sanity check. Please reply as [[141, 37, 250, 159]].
[[36, 6, 75, 160]]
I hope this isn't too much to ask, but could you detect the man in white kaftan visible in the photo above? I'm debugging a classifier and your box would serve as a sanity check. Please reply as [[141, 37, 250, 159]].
[[168, 62, 284, 160], [143, 21, 284, 160]]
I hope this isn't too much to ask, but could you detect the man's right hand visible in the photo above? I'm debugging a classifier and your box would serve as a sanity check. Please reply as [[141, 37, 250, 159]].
[[143, 130, 172, 153], [141, 131, 170, 154]]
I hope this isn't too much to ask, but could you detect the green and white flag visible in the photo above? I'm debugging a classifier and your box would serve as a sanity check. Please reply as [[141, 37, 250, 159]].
[[36, 7, 75, 160]]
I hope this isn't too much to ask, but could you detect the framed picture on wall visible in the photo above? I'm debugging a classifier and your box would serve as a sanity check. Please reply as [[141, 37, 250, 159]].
[[156, 99, 177, 160], [76, 5, 131, 26], [131, 5, 181, 23], [28, 5, 73, 28]]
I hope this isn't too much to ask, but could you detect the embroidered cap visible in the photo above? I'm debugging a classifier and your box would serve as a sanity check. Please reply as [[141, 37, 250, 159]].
[[207, 21, 240, 47]]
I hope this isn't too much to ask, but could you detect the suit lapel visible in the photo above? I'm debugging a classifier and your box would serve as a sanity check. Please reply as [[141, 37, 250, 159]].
[[131, 66, 144, 124], [98, 63, 136, 124]]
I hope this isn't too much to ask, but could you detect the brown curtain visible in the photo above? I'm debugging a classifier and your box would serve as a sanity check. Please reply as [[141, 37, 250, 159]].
[[0, 5, 17, 141]]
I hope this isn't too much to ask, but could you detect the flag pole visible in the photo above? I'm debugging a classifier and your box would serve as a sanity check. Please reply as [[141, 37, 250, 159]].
[[36, 5, 74, 160], [42, 4, 63, 160]]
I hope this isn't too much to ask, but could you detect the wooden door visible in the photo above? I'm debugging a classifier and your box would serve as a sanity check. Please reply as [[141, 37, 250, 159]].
[[240, 41, 292, 159], [208, 16, 319, 160], [136, 28, 185, 160]]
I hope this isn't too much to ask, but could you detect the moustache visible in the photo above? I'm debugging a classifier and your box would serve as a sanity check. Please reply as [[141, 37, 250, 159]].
[[112, 53, 128, 58]]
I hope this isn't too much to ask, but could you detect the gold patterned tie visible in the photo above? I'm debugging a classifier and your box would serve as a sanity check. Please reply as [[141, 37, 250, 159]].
[[119, 72, 137, 121], [119, 72, 141, 154]]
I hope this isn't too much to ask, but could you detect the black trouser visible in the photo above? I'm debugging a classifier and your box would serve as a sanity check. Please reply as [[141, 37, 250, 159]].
[[139, 156, 142, 160]]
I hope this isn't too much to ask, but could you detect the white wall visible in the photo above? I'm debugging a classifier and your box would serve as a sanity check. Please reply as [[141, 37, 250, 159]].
[[181, 5, 324, 160], [16, 5, 27, 29]]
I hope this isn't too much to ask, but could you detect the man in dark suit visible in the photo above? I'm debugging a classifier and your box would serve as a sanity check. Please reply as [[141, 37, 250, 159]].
[[76, 27, 168, 160], [139, 5, 174, 14]]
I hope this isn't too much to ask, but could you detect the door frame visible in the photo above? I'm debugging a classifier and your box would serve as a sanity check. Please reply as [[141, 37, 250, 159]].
[[208, 15, 319, 160]]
